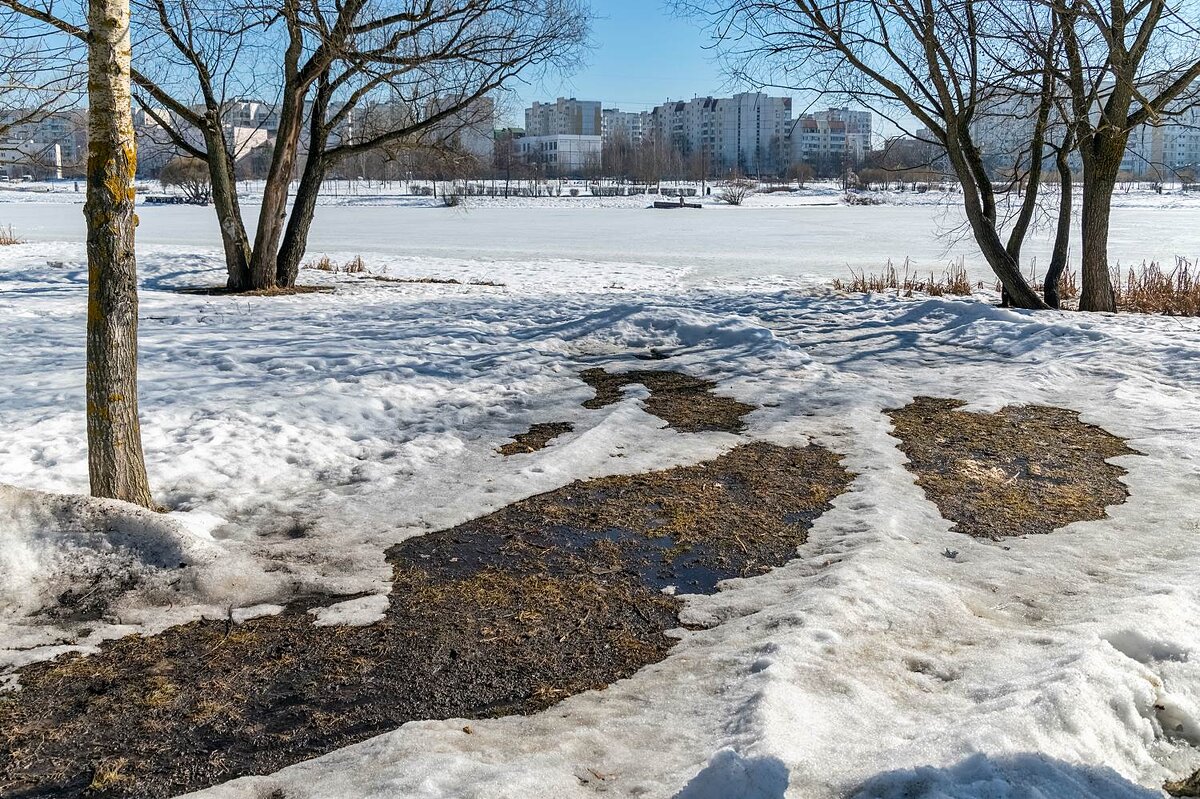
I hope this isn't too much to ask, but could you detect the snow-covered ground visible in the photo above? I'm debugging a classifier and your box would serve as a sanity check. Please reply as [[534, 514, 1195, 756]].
[[1, 199, 1199, 798]]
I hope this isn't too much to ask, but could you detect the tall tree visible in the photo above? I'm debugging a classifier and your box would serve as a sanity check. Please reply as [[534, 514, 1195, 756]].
[[683, 0, 1057, 309], [1055, 0, 1200, 312], [84, 0, 153, 507]]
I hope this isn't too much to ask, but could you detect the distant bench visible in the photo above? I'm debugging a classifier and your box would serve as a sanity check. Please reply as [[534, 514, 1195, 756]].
[[143, 195, 208, 206]]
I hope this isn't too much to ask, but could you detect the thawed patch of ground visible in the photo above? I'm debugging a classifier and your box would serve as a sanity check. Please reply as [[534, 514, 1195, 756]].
[[0, 441, 851, 798], [887, 397, 1136, 537], [497, 422, 574, 456], [580, 368, 755, 433]]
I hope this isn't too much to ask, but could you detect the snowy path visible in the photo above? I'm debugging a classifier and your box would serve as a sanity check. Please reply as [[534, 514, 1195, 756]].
[[1, 229, 1199, 797]]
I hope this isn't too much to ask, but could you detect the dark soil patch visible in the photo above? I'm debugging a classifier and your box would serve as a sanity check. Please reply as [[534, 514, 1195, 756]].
[[1166, 768, 1200, 797], [580, 368, 755, 433], [363, 275, 505, 287], [497, 422, 574, 456], [887, 397, 1135, 538], [0, 442, 851, 799], [176, 285, 332, 297]]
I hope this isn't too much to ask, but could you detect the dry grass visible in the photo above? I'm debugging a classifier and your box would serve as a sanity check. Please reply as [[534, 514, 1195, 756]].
[[1114, 258, 1200, 315], [87, 758, 131, 793], [888, 396, 1135, 538], [0, 224, 24, 245], [304, 255, 368, 274], [833, 258, 973, 297], [992, 268, 1079, 303]]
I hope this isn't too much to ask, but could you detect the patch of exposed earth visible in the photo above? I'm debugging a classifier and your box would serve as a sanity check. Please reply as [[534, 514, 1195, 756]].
[[887, 396, 1136, 537], [580, 368, 755, 433], [497, 422, 574, 456], [0, 441, 851, 798]]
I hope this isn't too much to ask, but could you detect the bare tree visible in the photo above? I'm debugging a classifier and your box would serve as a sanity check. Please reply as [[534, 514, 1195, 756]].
[[684, 0, 1063, 309], [159, 155, 212, 203], [4, 0, 589, 291], [84, 0, 153, 507], [1054, 0, 1200, 311]]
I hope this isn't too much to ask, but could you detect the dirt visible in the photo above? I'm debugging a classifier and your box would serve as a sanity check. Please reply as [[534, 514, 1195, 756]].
[[887, 396, 1136, 538], [497, 422, 574, 456], [0, 442, 851, 798], [580, 368, 755, 433], [176, 285, 333, 297], [1166, 768, 1200, 797]]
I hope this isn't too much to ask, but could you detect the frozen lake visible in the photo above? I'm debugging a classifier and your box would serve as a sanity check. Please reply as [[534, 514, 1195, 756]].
[[2, 199, 1199, 283]]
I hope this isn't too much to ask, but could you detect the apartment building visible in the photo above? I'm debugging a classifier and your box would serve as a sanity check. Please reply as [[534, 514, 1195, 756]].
[[650, 92, 793, 175], [601, 108, 652, 144], [787, 107, 873, 168], [0, 110, 85, 179], [525, 97, 602, 137]]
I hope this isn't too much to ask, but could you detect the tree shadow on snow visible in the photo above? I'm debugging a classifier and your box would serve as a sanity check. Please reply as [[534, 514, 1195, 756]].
[[853, 752, 1162, 799]]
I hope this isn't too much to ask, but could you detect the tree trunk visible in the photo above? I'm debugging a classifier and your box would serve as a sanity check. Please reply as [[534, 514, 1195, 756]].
[[276, 153, 326, 287], [1045, 145, 1074, 309], [247, 87, 306, 290], [276, 77, 332, 287], [946, 129, 1047, 309], [1079, 154, 1119, 312], [85, 0, 153, 508], [201, 127, 253, 290]]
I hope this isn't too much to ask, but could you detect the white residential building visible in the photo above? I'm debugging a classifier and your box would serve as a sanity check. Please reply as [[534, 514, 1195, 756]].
[[518, 133, 602, 174], [601, 108, 652, 144], [651, 92, 792, 175], [525, 98, 602, 137]]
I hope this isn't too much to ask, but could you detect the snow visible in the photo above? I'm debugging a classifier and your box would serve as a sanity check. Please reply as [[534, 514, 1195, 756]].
[[2, 196, 1200, 798]]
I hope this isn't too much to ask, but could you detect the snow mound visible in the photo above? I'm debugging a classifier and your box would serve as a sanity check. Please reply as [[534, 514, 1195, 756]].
[[0, 484, 274, 633]]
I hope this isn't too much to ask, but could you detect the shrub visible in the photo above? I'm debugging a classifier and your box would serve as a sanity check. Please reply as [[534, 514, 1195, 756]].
[[343, 255, 366, 274], [717, 179, 754, 205], [843, 191, 884, 206], [159, 157, 212, 204]]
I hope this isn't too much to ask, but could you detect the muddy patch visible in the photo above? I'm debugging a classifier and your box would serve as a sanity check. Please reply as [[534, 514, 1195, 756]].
[[888, 397, 1135, 538], [580, 368, 755, 433], [0, 442, 851, 798], [497, 422, 574, 456]]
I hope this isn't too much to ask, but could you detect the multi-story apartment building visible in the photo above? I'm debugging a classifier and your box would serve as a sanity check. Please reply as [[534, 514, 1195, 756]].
[[0, 110, 85, 179], [601, 108, 652, 144], [650, 92, 792, 175], [787, 107, 873, 169], [525, 97, 602, 137]]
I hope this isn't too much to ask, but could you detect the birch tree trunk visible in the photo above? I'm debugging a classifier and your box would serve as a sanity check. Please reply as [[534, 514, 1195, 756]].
[[85, 0, 153, 507]]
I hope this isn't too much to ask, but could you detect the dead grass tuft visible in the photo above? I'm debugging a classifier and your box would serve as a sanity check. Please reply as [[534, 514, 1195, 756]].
[[86, 758, 130, 793], [0, 224, 24, 245], [1114, 258, 1200, 315], [834, 258, 973, 297]]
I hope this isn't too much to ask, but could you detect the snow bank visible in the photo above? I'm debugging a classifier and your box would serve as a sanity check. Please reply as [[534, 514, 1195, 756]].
[[0, 483, 282, 670]]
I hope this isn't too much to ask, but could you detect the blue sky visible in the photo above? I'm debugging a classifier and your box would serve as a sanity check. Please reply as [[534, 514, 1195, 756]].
[[503, 1, 742, 124]]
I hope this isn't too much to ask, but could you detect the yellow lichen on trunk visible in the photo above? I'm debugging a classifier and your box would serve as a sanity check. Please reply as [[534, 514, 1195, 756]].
[[84, 0, 153, 508]]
